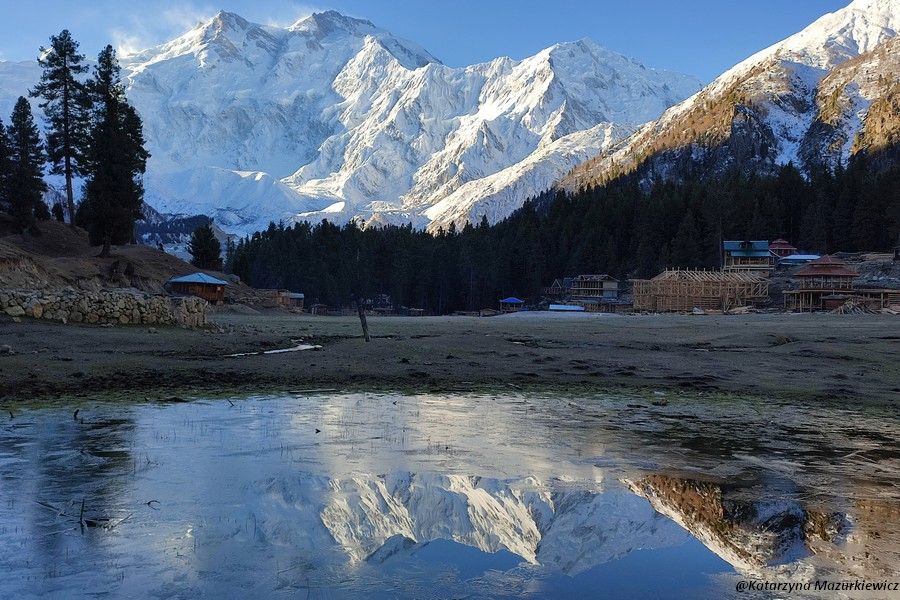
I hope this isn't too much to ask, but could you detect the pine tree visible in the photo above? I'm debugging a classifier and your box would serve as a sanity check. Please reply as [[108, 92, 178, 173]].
[[78, 46, 149, 257], [670, 212, 702, 267], [223, 238, 237, 273], [7, 97, 47, 233], [30, 29, 90, 225], [0, 118, 11, 214], [188, 223, 222, 270]]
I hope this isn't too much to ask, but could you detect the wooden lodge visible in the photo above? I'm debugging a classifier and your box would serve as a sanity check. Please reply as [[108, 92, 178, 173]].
[[723, 240, 776, 275], [570, 274, 619, 301], [631, 269, 769, 313], [547, 273, 624, 312], [783, 255, 856, 311], [166, 272, 228, 304]]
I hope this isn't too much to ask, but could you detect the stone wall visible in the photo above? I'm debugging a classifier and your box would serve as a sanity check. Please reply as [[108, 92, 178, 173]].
[[0, 288, 207, 328]]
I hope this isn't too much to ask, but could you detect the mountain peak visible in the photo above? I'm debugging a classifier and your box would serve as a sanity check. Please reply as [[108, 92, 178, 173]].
[[204, 10, 254, 34], [290, 10, 376, 35]]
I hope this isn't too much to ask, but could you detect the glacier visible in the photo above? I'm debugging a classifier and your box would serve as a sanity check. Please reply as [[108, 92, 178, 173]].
[[0, 10, 701, 237]]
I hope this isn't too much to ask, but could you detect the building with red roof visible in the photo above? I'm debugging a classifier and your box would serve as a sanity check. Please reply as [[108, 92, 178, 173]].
[[784, 255, 858, 311], [769, 238, 798, 258]]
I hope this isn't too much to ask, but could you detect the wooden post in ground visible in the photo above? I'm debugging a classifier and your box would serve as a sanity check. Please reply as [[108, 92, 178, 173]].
[[355, 294, 370, 342]]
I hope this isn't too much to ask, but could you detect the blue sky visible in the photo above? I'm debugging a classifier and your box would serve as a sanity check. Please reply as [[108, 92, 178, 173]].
[[1, 0, 848, 81]]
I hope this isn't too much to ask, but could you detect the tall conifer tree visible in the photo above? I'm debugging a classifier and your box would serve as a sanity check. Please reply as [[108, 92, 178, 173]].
[[79, 45, 149, 257], [7, 97, 47, 233], [0, 118, 12, 214], [31, 30, 90, 225], [188, 223, 223, 270]]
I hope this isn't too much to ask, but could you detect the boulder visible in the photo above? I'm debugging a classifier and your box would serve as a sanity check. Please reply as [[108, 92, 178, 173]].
[[4, 305, 25, 317]]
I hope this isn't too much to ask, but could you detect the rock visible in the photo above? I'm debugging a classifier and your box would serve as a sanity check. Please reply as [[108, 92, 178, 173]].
[[4, 305, 25, 317], [0, 344, 14, 355]]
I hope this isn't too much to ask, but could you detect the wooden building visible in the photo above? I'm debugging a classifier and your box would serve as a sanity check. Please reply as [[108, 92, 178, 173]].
[[723, 241, 775, 275], [570, 274, 619, 301], [279, 292, 305, 310], [166, 272, 227, 303], [783, 255, 858, 311], [631, 269, 769, 313], [768, 238, 798, 258], [545, 277, 574, 298]]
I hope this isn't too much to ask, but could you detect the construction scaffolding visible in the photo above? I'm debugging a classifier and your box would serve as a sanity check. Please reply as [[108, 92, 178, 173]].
[[631, 269, 769, 312]]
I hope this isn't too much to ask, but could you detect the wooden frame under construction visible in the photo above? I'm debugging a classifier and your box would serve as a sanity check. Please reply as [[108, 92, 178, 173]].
[[631, 269, 769, 313]]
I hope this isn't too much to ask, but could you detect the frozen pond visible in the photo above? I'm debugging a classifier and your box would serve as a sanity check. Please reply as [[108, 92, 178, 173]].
[[1, 392, 898, 599]]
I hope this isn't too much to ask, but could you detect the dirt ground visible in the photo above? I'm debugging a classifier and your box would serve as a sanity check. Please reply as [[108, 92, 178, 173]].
[[1, 309, 897, 404]]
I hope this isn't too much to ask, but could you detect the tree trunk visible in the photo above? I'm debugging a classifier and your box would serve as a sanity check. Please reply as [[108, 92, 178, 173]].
[[62, 64, 76, 227], [99, 234, 111, 258], [64, 156, 75, 226], [355, 295, 370, 343]]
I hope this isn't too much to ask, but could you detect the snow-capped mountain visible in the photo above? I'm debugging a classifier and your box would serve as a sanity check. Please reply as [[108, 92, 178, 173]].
[[0, 10, 700, 235], [253, 471, 690, 571], [561, 0, 899, 190]]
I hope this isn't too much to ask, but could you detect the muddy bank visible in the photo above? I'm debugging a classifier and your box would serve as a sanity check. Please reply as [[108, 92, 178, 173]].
[[1, 311, 898, 403]]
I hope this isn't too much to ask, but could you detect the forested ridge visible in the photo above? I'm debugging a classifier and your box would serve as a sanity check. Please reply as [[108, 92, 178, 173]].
[[226, 157, 900, 313]]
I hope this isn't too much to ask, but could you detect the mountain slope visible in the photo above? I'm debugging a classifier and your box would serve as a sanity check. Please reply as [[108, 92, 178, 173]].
[[561, 0, 899, 190], [0, 11, 700, 235]]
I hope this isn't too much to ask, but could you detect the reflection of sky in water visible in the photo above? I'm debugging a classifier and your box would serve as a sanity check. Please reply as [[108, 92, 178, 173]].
[[0, 392, 897, 598]]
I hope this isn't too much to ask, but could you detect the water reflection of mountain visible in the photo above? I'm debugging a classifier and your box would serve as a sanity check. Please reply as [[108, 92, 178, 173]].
[[251, 470, 858, 581], [627, 474, 846, 574], [254, 472, 690, 572]]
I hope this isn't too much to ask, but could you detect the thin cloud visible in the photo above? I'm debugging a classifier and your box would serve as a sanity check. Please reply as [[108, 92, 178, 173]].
[[109, 1, 216, 57], [111, 29, 147, 57], [161, 4, 216, 31], [263, 4, 323, 28]]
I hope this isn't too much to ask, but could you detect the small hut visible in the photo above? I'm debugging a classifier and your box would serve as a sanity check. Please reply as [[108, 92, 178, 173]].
[[279, 292, 305, 309], [499, 297, 524, 313], [768, 238, 798, 258], [166, 272, 228, 303]]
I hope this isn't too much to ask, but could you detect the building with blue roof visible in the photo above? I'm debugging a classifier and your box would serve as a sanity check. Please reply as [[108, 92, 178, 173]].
[[723, 240, 776, 275], [166, 272, 228, 303], [499, 297, 524, 312]]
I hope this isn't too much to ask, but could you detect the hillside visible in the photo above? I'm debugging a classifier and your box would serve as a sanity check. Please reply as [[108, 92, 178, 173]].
[[0, 216, 220, 293], [561, 0, 899, 190]]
